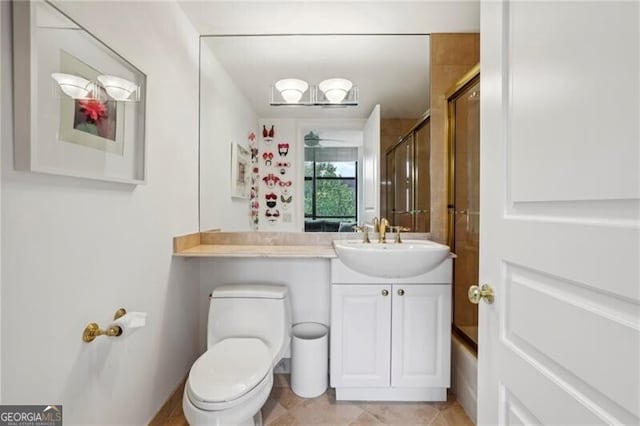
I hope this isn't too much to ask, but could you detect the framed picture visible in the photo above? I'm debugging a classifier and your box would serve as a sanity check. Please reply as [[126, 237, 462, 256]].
[[13, 0, 147, 184], [230, 143, 250, 199]]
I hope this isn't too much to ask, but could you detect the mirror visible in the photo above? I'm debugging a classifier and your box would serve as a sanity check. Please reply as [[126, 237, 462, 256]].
[[198, 35, 430, 232], [385, 115, 431, 232], [13, 0, 147, 184]]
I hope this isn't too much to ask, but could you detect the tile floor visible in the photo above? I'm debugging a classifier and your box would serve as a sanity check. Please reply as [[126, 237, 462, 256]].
[[151, 375, 473, 426]]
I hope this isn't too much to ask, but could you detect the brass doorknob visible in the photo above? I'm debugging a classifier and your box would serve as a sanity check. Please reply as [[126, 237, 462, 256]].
[[468, 284, 494, 304]]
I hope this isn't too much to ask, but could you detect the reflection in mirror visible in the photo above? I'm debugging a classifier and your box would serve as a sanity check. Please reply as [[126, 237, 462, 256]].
[[14, 0, 147, 183], [198, 35, 430, 232], [303, 130, 361, 232], [385, 115, 430, 232]]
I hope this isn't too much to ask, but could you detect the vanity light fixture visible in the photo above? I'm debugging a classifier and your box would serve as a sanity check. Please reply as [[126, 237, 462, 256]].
[[318, 78, 353, 103], [51, 73, 140, 102], [97, 75, 140, 102], [270, 77, 358, 107], [274, 78, 309, 103], [51, 73, 95, 99]]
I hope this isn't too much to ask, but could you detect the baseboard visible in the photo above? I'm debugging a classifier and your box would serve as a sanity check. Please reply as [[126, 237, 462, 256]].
[[148, 377, 187, 426], [274, 357, 291, 374]]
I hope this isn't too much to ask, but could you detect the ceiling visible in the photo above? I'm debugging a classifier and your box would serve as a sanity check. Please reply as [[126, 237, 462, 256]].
[[179, 2, 480, 120], [178, 2, 480, 36], [202, 35, 430, 119]]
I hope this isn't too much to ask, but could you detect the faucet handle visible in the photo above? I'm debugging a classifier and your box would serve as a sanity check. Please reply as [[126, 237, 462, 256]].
[[352, 225, 371, 243], [371, 217, 380, 232], [390, 226, 410, 243]]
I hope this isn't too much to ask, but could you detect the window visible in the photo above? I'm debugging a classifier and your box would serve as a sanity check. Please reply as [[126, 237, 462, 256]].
[[304, 147, 358, 231]]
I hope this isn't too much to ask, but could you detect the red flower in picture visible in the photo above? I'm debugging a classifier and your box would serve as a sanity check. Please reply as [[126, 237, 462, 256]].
[[78, 99, 107, 123]]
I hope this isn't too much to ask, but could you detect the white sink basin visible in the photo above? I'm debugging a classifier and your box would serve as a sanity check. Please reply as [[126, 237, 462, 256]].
[[333, 239, 450, 278]]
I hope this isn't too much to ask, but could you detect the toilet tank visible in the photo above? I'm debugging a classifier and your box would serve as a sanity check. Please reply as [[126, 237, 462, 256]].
[[208, 284, 292, 363]]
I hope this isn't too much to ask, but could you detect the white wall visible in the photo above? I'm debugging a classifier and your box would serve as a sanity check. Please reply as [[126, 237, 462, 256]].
[[1, 1, 200, 423], [200, 39, 258, 232], [0, 0, 4, 403], [198, 258, 332, 353], [362, 105, 381, 224]]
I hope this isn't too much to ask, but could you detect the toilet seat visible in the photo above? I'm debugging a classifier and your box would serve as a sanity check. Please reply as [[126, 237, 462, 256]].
[[187, 338, 272, 411]]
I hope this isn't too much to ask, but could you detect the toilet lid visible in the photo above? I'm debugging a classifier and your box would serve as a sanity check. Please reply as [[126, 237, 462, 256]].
[[188, 338, 271, 404]]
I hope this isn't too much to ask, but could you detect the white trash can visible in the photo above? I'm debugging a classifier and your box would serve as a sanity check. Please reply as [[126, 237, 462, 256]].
[[290, 322, 329, 398]]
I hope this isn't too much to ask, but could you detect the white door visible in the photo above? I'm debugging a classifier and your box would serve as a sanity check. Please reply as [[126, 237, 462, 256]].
[[391, 284, 451, 388], [479, 1, 639, 425], [330, 284, 391, 387], [362, 104, 381, 224]]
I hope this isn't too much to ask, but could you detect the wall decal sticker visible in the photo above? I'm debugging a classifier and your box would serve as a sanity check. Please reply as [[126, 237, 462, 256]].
[[262, 152, 274, 166], [265, 208, 280, 223], [276, 161, 290, 175], [265, 192, 278, 209], [263, 124, 275, 144], [277, 143, 289, 156], [248, 131, 260, 229], [256, 120, 296, 231], [262, 173, 281, 188], [280, 194, 292, 209]]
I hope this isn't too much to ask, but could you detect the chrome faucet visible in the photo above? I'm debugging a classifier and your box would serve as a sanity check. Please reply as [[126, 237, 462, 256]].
[[378, 218, 390, 243]]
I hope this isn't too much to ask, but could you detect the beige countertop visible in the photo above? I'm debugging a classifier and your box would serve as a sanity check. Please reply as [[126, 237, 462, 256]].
[[173, 231, 433, 259], [174, 244, 337, 258]]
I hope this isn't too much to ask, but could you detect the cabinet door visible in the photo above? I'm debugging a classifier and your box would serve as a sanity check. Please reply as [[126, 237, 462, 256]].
[[330, 285, 391, 387], [391, 285, 451, 388]]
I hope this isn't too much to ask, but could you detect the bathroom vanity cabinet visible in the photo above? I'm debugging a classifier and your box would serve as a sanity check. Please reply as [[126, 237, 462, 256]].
[[330, 258, 452, 401]]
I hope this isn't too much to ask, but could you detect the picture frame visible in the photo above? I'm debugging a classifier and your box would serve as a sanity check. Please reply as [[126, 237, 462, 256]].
[[230, 142, 250, 199], [13, 0, 147, 184]]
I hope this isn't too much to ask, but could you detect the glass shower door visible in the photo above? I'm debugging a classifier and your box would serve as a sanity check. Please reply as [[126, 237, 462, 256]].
[[414, 121, 430, 232], [449, 73, 480, 348], [392, 134, 414, 229]]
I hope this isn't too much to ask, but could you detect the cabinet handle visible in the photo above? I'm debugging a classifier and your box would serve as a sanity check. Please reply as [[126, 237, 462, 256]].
[[381, 289, 389, 296], [398, 289, 405, 296]]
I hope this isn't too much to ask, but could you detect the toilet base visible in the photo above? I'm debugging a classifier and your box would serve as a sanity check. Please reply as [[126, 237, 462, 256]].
[[183, 373, 272, 426]]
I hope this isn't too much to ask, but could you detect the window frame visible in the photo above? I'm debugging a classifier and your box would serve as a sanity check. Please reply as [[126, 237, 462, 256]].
[[304, 160, 358, 221]]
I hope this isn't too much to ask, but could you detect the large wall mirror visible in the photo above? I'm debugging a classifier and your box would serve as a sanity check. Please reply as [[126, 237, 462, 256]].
[[198, 35, 430, 232], [13, 0, 147, 184]]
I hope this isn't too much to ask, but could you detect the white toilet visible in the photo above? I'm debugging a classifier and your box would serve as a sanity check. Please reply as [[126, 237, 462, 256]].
[[183, 284, 292, 426]]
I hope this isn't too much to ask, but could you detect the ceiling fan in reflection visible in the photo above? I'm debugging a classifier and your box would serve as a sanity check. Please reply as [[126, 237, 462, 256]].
[[303, 131, 347, 148]]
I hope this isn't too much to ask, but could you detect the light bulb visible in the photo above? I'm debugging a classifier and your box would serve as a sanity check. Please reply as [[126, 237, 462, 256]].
[[51, 73, 92, 99], [97, 75, 138, 101], [319, 78, 353, 103], [275, 78, 308, 103]]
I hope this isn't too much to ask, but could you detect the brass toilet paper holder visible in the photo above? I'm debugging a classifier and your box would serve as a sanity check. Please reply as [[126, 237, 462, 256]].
[[82, 308, 127, 342]]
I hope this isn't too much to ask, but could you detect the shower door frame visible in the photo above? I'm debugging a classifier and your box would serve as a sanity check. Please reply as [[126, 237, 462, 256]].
[[385, 113, 431, 232], [446, 64, 480, 352]]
